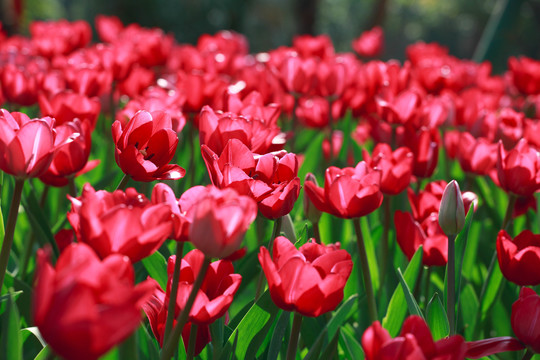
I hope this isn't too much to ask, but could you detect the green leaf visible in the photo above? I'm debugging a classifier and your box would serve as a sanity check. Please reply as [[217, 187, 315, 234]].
[[267, 311, 290, 360], [339, 325, 364, 360], [33, 345, 51, 360], [137, 325, 160, 360], [20, 327, 47, 347], [426, 293, 449, 340], [396, 268, 423, 319], [303, 294, 358, 360], [298, 132, 324, 181], [219, 290, 279, 360], [141, 251, 167, 290], [21, 188, 59, 258], [0, 291, 22, 360], [480, 261, 504, 322], [382, 246, 423, 337], [460, 284, 479, 340], [360, 217, 379, 294]]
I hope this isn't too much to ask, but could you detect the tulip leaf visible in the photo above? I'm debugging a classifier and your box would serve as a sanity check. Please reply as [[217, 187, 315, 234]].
[[0, 173, 4, 242], [20, 327, 46, 347], [137, 324, 160, 360], [0, 291, 22, 360], [339, 324, 364, 360], [361, 217, 379, 293], [33, 345, 51, 360], [426, 293, 449, 340], [303, 294, 358, 360], [141, 250, 168, 290], [219, 290, 278, 360], [382, 246, 423, 337], [21, 188, 59, 258], [267, 311, 290, 360], [479, 261, 503, 322], [298, 132, 324, 181], [397, 268, 424, 319], [460, 284, 479, 340]]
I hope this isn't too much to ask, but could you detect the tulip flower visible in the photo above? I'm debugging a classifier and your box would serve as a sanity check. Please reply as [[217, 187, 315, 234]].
[[38, 90, 101, 129], [30, 19, 91, 58], [495, 139, 540, 197], [511, 287, 540, 354], [189, 186, 257, 259], [362, 143, 413, 195], [67, 183, 173, 263], [33, 243, 154, 360], [497, 229, 540, 286], [304, 161, 383, 219], [455, 133, 497, 176], [508, 56, 540, 95], [361, 316, 467, 360], [352, 26, 384, 58], [112, 110, 185, 182], [438, 180, 465, 236], [0, 109, 58, 179], [258, 236, 353, 317]]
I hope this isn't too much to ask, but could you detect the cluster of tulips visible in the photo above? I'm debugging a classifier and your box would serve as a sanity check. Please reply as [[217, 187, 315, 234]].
[[0, 15, 539, 360]]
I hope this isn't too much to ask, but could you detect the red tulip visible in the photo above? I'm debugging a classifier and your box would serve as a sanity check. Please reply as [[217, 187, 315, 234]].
[[189, 186, 257, 259], [295, 96, 330, 128], [0, 63, 40, 106], [304, 161, 383, 219], [292, 34, 334, 60], [508, 56, 540, 95], [202, 139, 300, 219], [466, 337, 524, 359], [34, 243, 154, 360], [258, 236, 353, 317], [497, 229, 540, 286], [30, 20, 91, 58], [512, 287, 540, 353], [394, 211, 448, 267], [455, 133, 497, 176], [39, 119, 99, 187], [352, 26, 384, 58], [112, 110, 185, 182], [362, 143, 413, 195], [399, 126, 440, 178], [495, 139, 540, 197], [362, 316, 467, 360], [0, 109, 59, 179], [38, 90, 101, 129], [67, 184, 173, 263]]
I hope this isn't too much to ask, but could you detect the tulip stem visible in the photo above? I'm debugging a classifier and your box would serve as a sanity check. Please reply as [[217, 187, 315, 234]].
[[501, 194, 517, 231], [522, 349, 534, 360], [255, 217, 282, 300], [68, 176, 78, 198], [161, 256, 211, 360], [353, 217, 378, 323], [286, 312, 303, 360], [447, 233, 456, 335], [313, 221, 321, 244], [116, 174, 130, 191], [0, 178, 25, 290], [186, 323, 198, 360], [379, 196, 391, 288], [163, 241, 185, 346]]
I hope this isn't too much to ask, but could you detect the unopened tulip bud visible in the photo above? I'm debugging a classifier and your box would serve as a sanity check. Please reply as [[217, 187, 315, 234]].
[[304, 173, 322, 223], [438, 180, 465, 235]]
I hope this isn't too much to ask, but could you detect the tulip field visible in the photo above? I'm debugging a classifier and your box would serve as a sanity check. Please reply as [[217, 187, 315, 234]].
[[1, 16, 540, 360]]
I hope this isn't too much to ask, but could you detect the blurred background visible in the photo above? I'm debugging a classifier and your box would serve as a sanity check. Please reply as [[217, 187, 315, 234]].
[[1, 0, 539, 72]]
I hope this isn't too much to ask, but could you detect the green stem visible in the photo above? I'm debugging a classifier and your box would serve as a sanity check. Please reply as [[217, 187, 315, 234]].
[[67, 176, 77, 198], [447, 233, 456, 335], [118, 330, 138, 360], [353, 218, 378, 323], [255, 217, 283, 300], [0, 178, 25, 290], [522, 349, 534, 360], [286, 312, 303, 360], [423, 266, 432, 308], [379, 196, 391, 287], [186, 323, 198, 360], [502, 194, 517, 231], [163, 241, 185, 345], [313, 221, 321, 244], [161, 257, 211, 360], [116, 174, 130, 191]]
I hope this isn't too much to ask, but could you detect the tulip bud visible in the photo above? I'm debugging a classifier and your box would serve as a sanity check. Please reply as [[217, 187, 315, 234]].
[[438, 180, 465, 235], [303, 173, 322, 223]]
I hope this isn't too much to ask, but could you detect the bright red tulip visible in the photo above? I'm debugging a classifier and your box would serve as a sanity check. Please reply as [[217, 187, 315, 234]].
[[508, 56, 540, 95], [0, 109, 58, 179], [495, 139, 540, 197], [67, 184, 173, 263], [1, 63, 40, 106], [304, 161, 383, 219], [362, 143, 413, 195], [400, 126, 440, 178], [455, 133, 497, 176], [30, 19, 91, 58], [362, 316, 467, 360], [112, 110, 185, 182], [38, 90, 101, 129], [39, 119, 99, 187], [497, 229, 540, 286], [189, 186, 257, 259], [34, 243, 154, 360], [352, 26, 384, 58], [258, 236, 352, 317], [292, 34, 334, 60]]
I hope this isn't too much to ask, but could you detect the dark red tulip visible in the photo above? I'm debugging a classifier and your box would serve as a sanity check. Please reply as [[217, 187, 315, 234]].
[[112, 110, 185, 182], [67, 184, 173, 263], [511, 287, 540, 353], [352, 26, 384, 58], [363, 143, 413, 195], [497, 229, 540, 286], [34, 243, 154, 360], [362, 316, 467, 360], [259, 236, 352, 317], [399, 126, 440, 178], [466, 337, 524, 359], [495, 139, 540, 197], [304, 161, 383, 219]]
